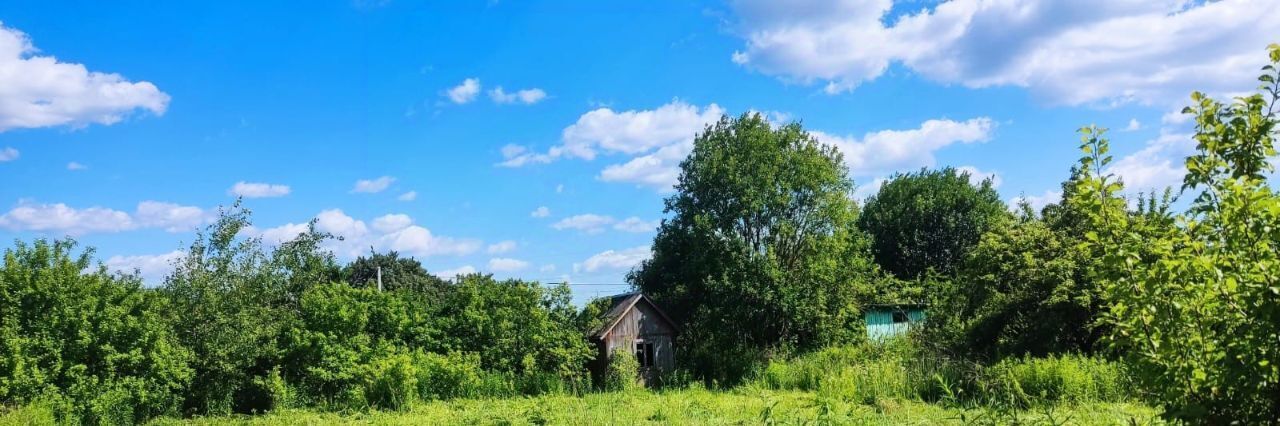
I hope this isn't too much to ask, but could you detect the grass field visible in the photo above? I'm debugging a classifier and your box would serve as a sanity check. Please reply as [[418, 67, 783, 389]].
[[2, 387, 1161, 425]]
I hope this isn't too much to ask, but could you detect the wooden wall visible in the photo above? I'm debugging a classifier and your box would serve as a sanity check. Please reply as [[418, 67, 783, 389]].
[[601, 301, 677, 375]]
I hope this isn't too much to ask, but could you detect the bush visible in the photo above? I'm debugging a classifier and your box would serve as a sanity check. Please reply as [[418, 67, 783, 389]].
[[0, 239, 193, 424], [414, 352, 487, 400], [603, 351, 643, 392]]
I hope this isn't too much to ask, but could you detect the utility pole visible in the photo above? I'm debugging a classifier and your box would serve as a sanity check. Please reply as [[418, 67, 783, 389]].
[[376, 266, 383, 292]]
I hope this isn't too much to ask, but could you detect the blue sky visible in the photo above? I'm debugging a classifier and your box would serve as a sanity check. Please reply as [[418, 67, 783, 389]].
[[1, 0, 1276, 303]]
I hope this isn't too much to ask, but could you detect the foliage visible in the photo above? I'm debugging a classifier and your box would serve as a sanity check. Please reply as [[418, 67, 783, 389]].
[[602, 351, 643, 393], [343, 251, 447, 298], [929, 212, 1102, 360], [162, 202, 343, 415], [858, 167, 1009, 280], [631, 112, 877, 384], [1070, 44, 1280, 423], [434, 274, 591, 383], [0, 239, 192, 424]]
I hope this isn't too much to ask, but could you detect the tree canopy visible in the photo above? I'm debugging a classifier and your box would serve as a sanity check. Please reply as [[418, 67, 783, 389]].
[[630, 112, 876, 383], [858, 167, 1008, 280]]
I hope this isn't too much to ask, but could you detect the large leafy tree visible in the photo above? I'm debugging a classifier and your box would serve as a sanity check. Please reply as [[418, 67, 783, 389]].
[[163, 203, 339, 415], [630, 113, 875, 383], [1073, 44, 1280, 423], [858, 167, 1008, 279], [343, 251, 447, 297]]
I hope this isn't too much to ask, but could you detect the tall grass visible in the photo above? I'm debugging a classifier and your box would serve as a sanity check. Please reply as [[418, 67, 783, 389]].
[[754, 341, 1132, 407]]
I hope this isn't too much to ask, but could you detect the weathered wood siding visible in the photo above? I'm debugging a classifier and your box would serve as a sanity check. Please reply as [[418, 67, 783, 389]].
[[865, 307, 926, 340], [602, 301, 676, 373]]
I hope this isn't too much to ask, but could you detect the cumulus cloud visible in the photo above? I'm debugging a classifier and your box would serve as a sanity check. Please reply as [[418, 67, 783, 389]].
[[229, 181, 290, 198], [0, 147, 16, 162], [1105, 130, 1194, 192], [104, 250, 183, 285], [66, 161, 86, 170], [956, 165, 1001, 188], [551, 214, 615, 234], [0, 200, 206, 235], [1009, 189, 1063, 212], [0, 23, 169, 131], [436, 265, 477, 280], [487, 257, 530, 272], [351, 176, 395, 193], [813, 117, 996, 177], [489, 86, 547, 105], [487, 240, 517, 254], [397, 191, 417, 201], [1124, 118, 1142, 132], [252, 209, 482, 259], [445, 78, 481, 104], [530, 206, 551, 218], [729, 0, 1279, 106], [613, 217, 659, 233], [574, 246, 651, 273]]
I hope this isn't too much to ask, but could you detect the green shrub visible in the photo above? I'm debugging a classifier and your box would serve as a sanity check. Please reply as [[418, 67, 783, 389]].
[[360, 351, 417, 411], [0, 239, 193, 424], [603, 351, 643, 392], [414, 352, 487, 400], [981, 355, 1129, 406]]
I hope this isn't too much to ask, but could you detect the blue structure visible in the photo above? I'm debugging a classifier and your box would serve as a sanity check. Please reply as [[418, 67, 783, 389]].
[[864, 303, 927, 340]]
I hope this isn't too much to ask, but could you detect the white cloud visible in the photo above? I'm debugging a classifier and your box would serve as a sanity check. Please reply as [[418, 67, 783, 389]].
[[956, 165, 1001, 188], [613, 216, 659, 233], [0, 201, 133, 235], [854, 177, 888, 200], [0, 147, 16, 162], [351, 176, 395, 193], [397, 191, 417, 201], [729, 0, 1279, 106], [1124, 118, 1142, 132], [445, 78, 481, 104], [488, 257, 530, 272], [1105, 131, 1194, 192], [551, 214, 615, 234], [813, 117, 996, 177], [573, 246, 651, 273], [487, 240, 517, 254], [556, 184, 564, 193], [560, 101, 724, 160], [539, 264, 556, 273], [371, 213, 412, 234], [66, 161, 86, 170], [104, 250, 183, 285], [229, 181, 290, 198], [598, 141, 691, 192], [489, 86, 547, 105], [0, 23, 169, 132], [133, 201, 207, 233], [0, 200, 205, 235], [253, 209, 482, 259], [530, 206, 551, 218], [1009, 189, 1063, 212], [497, 101, 723, 177], [437, 265, 477, 280]]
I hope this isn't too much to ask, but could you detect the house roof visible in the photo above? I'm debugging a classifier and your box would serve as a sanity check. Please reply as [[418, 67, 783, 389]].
[[865, 302, 929, 310], [588, 292, 679, 340]]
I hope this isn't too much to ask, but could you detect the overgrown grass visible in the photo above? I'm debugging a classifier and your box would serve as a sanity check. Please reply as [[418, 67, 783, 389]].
[[755, 342, 1133, 409], [79, 388, 1152, 425], [1, 342, 1153, 425]]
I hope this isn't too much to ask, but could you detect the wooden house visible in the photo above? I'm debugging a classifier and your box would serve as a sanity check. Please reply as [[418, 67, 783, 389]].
[[588, 293, 679, 383], [864, 303, 927, 340]]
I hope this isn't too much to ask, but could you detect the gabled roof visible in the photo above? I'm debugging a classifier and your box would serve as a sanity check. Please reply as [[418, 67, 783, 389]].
[[588, 292, 679, 340]]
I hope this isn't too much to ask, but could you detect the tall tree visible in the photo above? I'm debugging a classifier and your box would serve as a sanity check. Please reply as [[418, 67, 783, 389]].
[[858, 167, 1008, 279], [1073, 44, 1280, 423], [344, 251, 447, 297], [630, 113, 876, 383]]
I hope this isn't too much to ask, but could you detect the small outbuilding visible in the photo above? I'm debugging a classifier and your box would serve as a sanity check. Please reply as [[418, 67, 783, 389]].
[[864, 303, 927, 340], [588, 293, 679, 383]]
